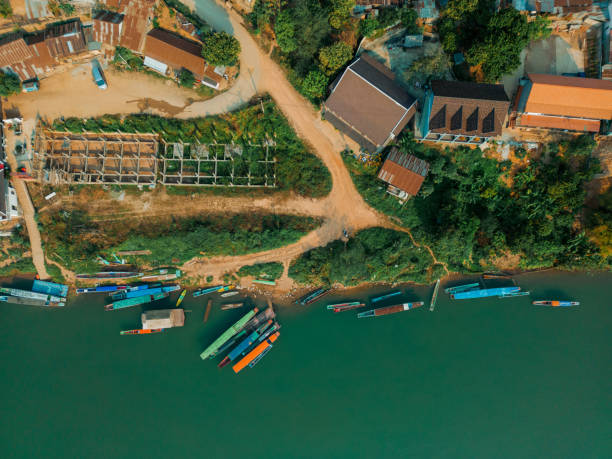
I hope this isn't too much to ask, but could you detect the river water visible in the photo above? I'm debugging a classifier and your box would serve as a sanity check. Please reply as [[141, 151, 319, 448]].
[[1, 271, 610, 458]]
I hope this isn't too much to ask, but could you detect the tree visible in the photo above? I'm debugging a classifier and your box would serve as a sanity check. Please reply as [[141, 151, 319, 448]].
[[201, 31, 241, 66], [328, 0, 355, 29], [275, 11, 297, 53], [318, 42, 352, 75], [0, 0, 12, 17], [359, 17, 379, 38], [399, 7, 420, 34], [178, 69, 195, 88], [0, 71, 20, 96], [404, 48, 450, 83], [301, 70, 328, 100]]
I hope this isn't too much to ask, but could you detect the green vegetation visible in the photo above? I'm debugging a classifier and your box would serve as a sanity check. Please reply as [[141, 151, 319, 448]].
[[319, 42, 353, 75], [0, 258, 36, 277], [275, 10, 297, 53], [161, 0, 211, 33], [0, 0, 12, 17], [58, 1, 75, 15], [404, 48, 450, 84], [289, 227, 435, 286], [344, 135, 607, 273], [39, 211, 320, 273], [50, 98, 332, 197], [438, 0, 550, 82], [179, 69, 195, 88], [45, 264, 66, 284], [201, 31, 241, 66], [587, 188, 612, 263], [328, 0, 354, 29], [0, 71, 20, 96], [301, 70, 328, 100], [359, 17, 379, 38], [237, 262, 284, 280]]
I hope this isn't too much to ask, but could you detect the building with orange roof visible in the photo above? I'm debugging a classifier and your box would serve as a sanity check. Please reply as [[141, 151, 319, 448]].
[[514, 74, 612, 133], [377, 147, 429, 201]]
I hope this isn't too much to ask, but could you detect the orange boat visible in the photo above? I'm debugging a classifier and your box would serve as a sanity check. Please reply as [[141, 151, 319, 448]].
[[232, 331, 280, 374], [120, 328, 164, 335]]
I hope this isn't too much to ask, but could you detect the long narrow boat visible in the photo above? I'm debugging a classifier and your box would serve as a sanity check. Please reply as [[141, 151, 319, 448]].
[[358, 302, 424, 318], [220, 291, 239, 298], [216, 330, 247, 356], [254, 322, 280, 344], [444, 283, 480, 294], [193, 285, 234, 297], [176, 290, 187, 306], [0, 287, 62, 303], [76, 272, 142, 280], [76, 285, 128, 294], [499, 291, 530, 298], [140, 269, 181, 282], [451, 286, 520, 300], [248, 345, 274, 368], [371, 291, 401, 303], [253, 279, 276, 286], [243, 307, 276, 332], [111, 285, 177, 300], [297, 288, 331, 305], [199, 308, 259, 360], [532, 300, 579, 307], [328, 302, 366, 313], [120, 328, 164, 335], [0, 295, 65, 307], [218, 320, 273, 368], [232, 332, 280, 374], [221, 303, 244, 310], [104, 292, 169, 311]]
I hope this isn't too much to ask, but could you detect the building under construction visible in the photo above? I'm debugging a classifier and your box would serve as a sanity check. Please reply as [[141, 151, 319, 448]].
[[33, 124, 277, 188], [33, 127, 159, 185]]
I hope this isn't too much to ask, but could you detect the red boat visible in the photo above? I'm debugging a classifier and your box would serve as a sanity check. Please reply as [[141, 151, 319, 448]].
[[120, 328, 164, 335]]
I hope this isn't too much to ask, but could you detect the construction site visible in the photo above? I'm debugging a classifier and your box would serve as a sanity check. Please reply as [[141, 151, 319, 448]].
[[32, 123, 277, 188]]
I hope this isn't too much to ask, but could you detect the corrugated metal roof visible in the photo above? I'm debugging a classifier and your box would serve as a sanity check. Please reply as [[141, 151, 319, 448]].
[[377, 147, 429, 197]]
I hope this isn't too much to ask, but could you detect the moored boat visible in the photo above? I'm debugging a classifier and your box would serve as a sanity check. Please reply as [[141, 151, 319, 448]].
[[232, 331, 280, 374], [451, 286, 520, 300], [193, 285, 234, 297], [221, 303, 244, 310], [499, 291, 530, 298], [220, 291, 239, 298], [297, 288, 331, 305], [371, 291, 401, 303], [328, 302, 365, 313], [218, 320, 273, 368], [444, 283, 480, 294], [200, 308, 259, 360], [120, 328, 164, 335], [76, 285, 128, 294], [532, 300, 579, 307], [358, 302, 424, 318], [104, 292, 169, 311], [110, 285, 178, 300], [176, 290, 187, 306], [76, 271, 142, 280]]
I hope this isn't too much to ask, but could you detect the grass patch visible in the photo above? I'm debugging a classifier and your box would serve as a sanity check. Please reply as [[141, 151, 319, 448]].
[[39, 210, 321, 273], [45, 264, 65, 284], [0, 258, 36, 277], [237, 262, 284, 280]]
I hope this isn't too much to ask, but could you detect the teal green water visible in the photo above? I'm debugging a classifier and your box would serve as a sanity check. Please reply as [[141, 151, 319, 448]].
[[1, 271, 611, 458]]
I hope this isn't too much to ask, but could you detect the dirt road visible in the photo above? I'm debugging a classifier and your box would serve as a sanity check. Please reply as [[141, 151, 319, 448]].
[[4, 131, 49, 279]]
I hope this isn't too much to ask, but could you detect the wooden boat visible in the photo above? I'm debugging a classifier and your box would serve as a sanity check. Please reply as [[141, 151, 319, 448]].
[[120, 328, 164, 335], [221, 303, 244, 310], [371, 291, 401, 303], [499, 291, 530, 298], [327, 302, 365, 313], [176, 290, 187, 307], [444, 283, 479, 294], [221, 291, 239, 298], [532, 300, 579, 307]]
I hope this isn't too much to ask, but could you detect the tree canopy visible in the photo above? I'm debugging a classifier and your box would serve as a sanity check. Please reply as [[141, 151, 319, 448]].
[[301, 69, 328, 100], [437, 0, 550, 82], [318, 42, 353, 75], [275, 10, 297, 53], [201, 31, 241, 66], [0, 71, 20, 96]]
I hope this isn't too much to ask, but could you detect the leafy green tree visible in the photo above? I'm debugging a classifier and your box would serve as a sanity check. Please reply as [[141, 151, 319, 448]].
[[399, 7, 420, 34], [318, 42, 352, 75], [404, 48, 449, 83], [201, 31, 241, 66], [359, 17, 379, 37], [275, 10, 297, 53], [301, 69, 328, 100], [0, 71, 20, 96], [328, 0, 355, 29], [178, 69, 195, 88], [288, 0, 332, 76], [0, 0, 11, 17]]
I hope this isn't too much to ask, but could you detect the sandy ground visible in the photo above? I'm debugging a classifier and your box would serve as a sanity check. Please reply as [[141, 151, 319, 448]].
[[503, 35, 584, 97]]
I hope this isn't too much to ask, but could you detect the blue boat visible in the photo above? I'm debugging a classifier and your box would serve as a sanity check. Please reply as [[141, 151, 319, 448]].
[[111, 285, 178, 300], [452, 287, 520, 300], [32, 280, 69, 298], [296, 288, 330, 305], [371, 291, 401, 303], [76, 285, 129, 294], [444, 283, 480, 294], [193, 285, 232, 297]]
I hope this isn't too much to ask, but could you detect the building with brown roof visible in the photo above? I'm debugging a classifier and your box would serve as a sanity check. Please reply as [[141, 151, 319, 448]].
[[513, 73, 612, 133], [143, 28, 222, 89], [377, 147, 429, 201], [44, 20, 87, 59], [419, 80, 510, 144], [323, 54, 417, 153], [116, 0, 157, 53], [93, 10, 125, 47]]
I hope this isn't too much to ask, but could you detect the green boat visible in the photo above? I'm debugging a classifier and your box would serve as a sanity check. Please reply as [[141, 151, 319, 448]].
[[444, 283, 480, 294], [199, 308, 259, 360], [104, 292, 168, 311]]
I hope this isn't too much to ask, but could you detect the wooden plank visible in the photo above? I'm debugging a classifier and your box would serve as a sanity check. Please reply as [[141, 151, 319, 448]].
[[203, 299, 212, 323]]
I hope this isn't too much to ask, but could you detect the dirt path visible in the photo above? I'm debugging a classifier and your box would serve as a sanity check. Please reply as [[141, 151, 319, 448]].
[[4, 131, 49, 279]]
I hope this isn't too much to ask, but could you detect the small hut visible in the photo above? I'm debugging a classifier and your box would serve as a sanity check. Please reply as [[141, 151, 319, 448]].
[[141, 309, 185, 329]]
